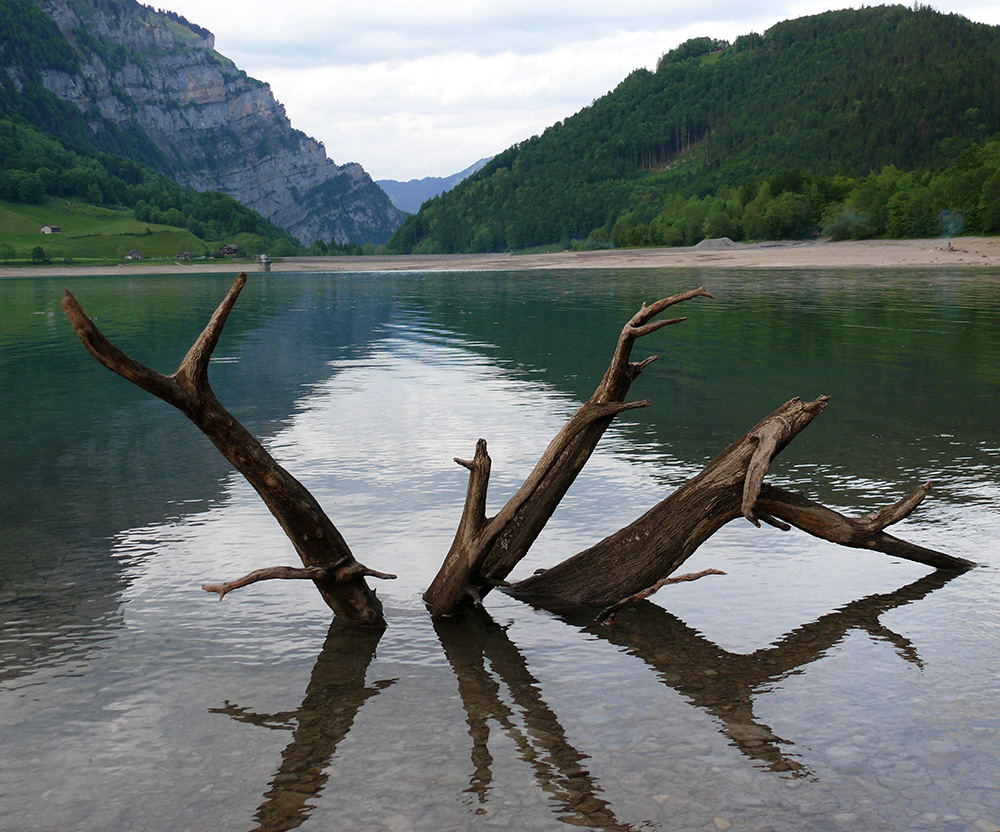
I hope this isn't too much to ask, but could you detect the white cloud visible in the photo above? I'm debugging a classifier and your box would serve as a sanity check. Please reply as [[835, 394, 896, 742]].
[[152, 1, 1000, 180]]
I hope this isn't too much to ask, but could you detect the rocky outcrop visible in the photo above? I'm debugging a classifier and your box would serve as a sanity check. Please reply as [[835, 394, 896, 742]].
[[32, 0, 405, 243]]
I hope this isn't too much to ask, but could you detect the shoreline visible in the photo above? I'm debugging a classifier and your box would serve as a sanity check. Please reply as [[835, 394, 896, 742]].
[[3, 236, 999, 277]]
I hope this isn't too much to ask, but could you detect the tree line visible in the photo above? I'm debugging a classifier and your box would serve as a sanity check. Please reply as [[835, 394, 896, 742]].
[[601, 138, 1000, 248], [387, 5, 1000, 254], [0, 119, 297, 248]]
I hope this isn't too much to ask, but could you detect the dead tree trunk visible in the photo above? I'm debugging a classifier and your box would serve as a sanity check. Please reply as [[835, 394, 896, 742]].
[[428, 290, 972, 618], [62, 274, 393, 626], [507, 401, 973, 612], [423, 288, 714, 615], [64, 276, 973, 627]]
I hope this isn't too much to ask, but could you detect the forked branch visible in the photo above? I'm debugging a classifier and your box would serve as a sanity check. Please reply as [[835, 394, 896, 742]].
[[65, 277, 975, 631], [423, 288, 714, 616], [755, 483, 973, 570], [63, 274, 391, 626]]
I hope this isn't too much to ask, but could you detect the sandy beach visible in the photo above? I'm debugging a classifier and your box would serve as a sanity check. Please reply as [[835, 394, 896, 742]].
[[4, 236, 1000, 277]]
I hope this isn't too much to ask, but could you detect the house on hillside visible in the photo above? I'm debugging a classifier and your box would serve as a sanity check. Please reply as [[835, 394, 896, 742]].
[[125, 249, 143, 261], [40, 225, 61, 234], [219, 244, 238, 256]]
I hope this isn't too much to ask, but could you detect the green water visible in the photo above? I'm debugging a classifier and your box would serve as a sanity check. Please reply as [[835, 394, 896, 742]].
[[1, 268, 998, 831]]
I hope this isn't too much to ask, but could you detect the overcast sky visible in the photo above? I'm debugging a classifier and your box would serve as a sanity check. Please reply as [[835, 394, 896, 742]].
[[151, 1, 1000, 182]]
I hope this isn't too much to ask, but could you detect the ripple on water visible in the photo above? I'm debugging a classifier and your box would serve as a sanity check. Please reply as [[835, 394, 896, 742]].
[[2, 270, 999, 832]]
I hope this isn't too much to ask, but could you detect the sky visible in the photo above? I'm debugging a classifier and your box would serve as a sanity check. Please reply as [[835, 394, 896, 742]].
[[150, 1, 1000, 182]]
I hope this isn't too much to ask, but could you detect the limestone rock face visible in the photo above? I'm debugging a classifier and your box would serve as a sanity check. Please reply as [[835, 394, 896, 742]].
[[33, 0, 405, 243]]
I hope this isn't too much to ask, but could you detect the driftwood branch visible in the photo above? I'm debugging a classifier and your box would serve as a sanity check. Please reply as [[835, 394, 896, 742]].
[[742, 396, 830, 525], [508, 395, 972, 608], [63, 274, 390, 626], [65, 276, 975, 631], [596, 569, 728, 625], [203, 564, 397, 601], [428, 284, 972, 617], [755, 483, 974, 570], [422, 288, 714, 616]]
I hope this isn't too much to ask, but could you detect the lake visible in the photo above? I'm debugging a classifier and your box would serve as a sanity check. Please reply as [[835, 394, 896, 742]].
[[1, 268, 998, 832]]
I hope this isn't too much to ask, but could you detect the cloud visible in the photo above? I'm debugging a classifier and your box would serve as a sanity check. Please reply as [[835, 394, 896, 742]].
[[168, 0, 770, 62], [153, 1, 1000, 180], [259, 28, 702, 178]]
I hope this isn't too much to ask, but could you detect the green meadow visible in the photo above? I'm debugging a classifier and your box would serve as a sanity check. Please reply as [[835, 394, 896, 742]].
[[0, 198, 212, 266]]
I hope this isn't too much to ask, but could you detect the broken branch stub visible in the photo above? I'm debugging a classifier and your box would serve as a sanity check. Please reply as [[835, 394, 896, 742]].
[[63, 274, 391, 627]]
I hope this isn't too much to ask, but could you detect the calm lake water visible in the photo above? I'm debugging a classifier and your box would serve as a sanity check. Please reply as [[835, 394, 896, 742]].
[[1, 268, 998, 832]]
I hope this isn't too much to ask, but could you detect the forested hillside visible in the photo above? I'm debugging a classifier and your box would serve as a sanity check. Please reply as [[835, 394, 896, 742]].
[[0, 0, 171, 167], [0, 0, 404, 245], [388, 5, 1000, 253], [0, 118, 298, 253]]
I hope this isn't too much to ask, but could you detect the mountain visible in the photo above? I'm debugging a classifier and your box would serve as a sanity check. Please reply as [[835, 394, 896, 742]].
[[2, 0, 404, 244], [1, 117, 302, 258], [387, 5, 1000, 253], [377, 157, 492, 214]]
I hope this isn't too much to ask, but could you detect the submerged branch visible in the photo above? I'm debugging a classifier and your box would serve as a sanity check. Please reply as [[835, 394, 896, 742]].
[[597, 569, 728, 625], [203, 564, 397, 601]]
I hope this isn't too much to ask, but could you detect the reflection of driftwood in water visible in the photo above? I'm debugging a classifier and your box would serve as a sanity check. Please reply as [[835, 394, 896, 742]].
[[206, 572, 963, 831], [210, 622, 392, 832], [434, 610, 642, 832], [560, 569, 966, 776]]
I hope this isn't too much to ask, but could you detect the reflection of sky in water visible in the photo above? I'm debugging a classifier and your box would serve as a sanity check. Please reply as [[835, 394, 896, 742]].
[[2, 270, 999, 832]]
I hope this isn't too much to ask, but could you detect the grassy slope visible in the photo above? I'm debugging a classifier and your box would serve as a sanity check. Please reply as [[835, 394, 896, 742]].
[[0, 198, 212, 264]]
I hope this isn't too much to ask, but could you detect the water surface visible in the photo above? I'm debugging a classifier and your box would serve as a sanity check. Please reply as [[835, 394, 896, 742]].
[[1, 268, 998, 832]]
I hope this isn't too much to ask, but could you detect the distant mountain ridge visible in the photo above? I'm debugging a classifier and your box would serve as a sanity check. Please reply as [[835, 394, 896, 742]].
[[2, 0, 404, 244], [377, 157, 492, 214], [388, 5, 1000, 254]]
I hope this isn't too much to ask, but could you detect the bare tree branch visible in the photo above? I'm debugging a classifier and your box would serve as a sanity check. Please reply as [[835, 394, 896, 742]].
[[423, 288, 714, 616], [203, 564, 396, 601], [755, 483, 974, 570], [597, 569, 728, 625], [64, 275, 390, 626]]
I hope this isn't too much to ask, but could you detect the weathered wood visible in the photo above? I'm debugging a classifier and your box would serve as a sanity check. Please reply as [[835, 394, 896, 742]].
[[63, 274, 391, 626], [508, 399, 973, 611], [64, 276, 975, 629], [596, 569, 727, 625], [427, 287, 971, 618], [202, 563, 397, 601], [507, 396, 831, 606], [423, 288, 714, 616]]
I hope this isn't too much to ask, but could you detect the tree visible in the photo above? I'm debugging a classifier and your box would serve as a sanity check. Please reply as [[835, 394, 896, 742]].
[[0, 243, 14, 264], [62, 276, 973, 627], [17, 173, 45, 204], [979, 169, 1000, 233], [30, 245, 48, 263], [86, 181, 104, 205]]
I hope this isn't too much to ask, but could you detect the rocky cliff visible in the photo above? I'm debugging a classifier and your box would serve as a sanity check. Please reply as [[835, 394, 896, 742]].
[[29, 0, 405, 243]]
